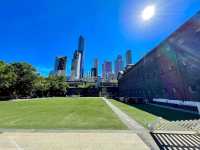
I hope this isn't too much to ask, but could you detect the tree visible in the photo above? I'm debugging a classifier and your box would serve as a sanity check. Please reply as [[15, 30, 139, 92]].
[[47, 76, 68, 97], [0, 61, 16, 98], [33, 76, 48, 97], [11, 62, 38, 98]]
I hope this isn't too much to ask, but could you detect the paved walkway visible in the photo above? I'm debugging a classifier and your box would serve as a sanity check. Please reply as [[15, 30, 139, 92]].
[[0, 131, 149, 150], [102, 98, 159, 150]]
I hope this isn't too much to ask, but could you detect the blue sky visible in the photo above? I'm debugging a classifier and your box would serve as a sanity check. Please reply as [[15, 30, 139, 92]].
[[0, 0, 200, 76]]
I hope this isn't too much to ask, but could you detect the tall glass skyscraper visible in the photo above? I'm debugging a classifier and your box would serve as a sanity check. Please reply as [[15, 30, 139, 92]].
[[70, 36, 85, 81]]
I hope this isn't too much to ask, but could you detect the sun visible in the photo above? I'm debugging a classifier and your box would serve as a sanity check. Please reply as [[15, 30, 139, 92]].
[[142, 5, 156, 21]]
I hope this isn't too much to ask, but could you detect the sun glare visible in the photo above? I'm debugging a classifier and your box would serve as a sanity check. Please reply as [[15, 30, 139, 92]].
[[142, 5, 155, 21]]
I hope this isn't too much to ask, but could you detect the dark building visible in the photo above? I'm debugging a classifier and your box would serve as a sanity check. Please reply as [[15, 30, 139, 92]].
[[118, 11, 200, 113], [54, 56, 67, 76], [91, 67, 97, 78], [126, 50, 132, 66], [94, 58, 98, 76]]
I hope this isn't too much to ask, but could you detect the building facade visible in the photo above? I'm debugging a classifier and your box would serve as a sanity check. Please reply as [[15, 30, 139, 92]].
[[94, 58, 98, 76], [70, 36, 85, 80], [114, 55, 124, 78], [118, 11, 200, 112], [102, 61, 113, 81], [91, 67, 97, 79], [126, 50, 132, 66], [54, 56, 67, 76]]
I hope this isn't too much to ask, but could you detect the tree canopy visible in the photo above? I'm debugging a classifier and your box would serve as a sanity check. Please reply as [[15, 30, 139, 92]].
[[0, 60, 68, 99]]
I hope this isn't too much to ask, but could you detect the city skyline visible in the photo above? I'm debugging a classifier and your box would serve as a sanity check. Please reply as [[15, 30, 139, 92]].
[[0, 0, 200, 76], [52, 36, 132, 79]]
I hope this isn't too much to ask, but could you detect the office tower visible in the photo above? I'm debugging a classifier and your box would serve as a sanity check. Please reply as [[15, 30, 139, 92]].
[[115, 55, 124, 78], [102, 61, 112, 80], [91, 67, 97, 79], [70, 36, 85, 80], [126, 50, 132, 65], [102, 63, 105, 79], [54, 56, 67, 76], [94, 58, 98, 76]]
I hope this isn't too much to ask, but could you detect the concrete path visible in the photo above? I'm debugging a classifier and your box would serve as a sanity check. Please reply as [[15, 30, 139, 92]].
[[102, 98, 159, 150], [0, 131, 149, 150]]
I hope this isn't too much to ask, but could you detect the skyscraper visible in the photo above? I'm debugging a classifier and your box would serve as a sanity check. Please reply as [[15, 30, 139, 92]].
[[54, 56, 67, 76], [94, 58, 98, 76], [102, 63, 105, 79], [70, 36, 85, 80], [114, 55, 124, 78], [102, 61, 112, 80], [126, 50, 132, 66], [91, 67, 97, 79]]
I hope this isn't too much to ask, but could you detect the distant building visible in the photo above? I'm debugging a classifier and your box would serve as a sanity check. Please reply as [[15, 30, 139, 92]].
[[91, 67, 97, 80], [126, 50, 132, 66], [114, 55, 124, 78], [102, 63, 105, 79], [118, 11, 200, 114], [70, 36, 85, 81], [102, 61, 112, 81], [94, 58, 98, 76], [54, 56, 67, 76]]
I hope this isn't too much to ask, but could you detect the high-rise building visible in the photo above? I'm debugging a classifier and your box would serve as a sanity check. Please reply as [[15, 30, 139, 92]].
[[114, 55, 124, 78], [91, 67, 97, 79], [102, 61, 112, 80], [70, 36, 85, 81], [126, 50, 132, 66], [54, 56, 67, 76], [102, 63, 105, 79], [94, 58, 98, 76]]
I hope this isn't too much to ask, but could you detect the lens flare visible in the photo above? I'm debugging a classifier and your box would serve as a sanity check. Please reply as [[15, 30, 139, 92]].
[[142, 5, 155, 21]]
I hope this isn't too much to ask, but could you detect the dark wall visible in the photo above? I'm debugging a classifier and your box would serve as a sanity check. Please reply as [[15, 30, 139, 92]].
[[119, 11, 200, 102]]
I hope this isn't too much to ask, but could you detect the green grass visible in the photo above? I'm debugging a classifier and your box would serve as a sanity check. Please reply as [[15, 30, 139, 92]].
[[111, 100, 158, 128], [111, 100, 200, 128], [0, 97, 127, 129]]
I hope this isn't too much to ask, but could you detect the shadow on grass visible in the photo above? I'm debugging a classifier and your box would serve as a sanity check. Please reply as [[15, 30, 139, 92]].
[[130, 104, 200, 121]]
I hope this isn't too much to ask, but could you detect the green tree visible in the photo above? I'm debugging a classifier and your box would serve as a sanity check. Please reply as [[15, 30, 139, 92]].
[[11, 62, 38, 98], [0, 61, 16, 98], [47, 76, 68, 96], [33, 76, 48, 97]]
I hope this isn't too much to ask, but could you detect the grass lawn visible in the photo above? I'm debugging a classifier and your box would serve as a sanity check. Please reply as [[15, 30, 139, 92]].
[[111, 100, 200, 128], [111, 100, 157, 128], [0, 97, 127, 129]]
